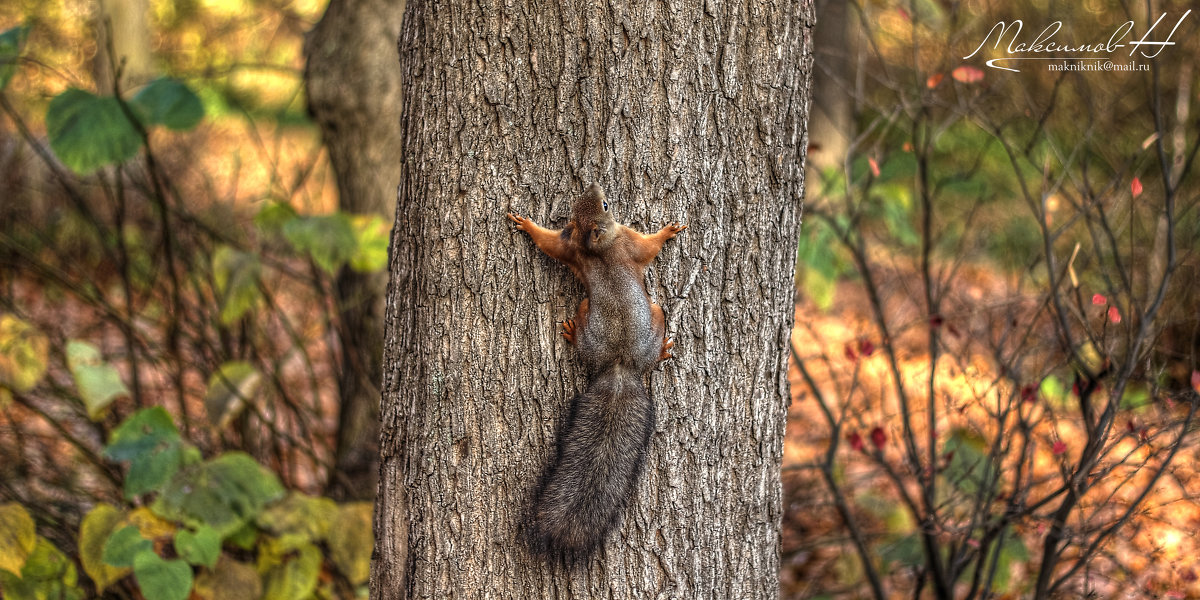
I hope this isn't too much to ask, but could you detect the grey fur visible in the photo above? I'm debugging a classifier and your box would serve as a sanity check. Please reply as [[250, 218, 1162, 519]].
[[528, 365, 655, 558]]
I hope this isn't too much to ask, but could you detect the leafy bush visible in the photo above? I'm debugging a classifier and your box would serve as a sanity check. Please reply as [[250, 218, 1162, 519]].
[[0, 22, 383, 600], [787, 2, 1200, 598], [0, 407, 371, 600]]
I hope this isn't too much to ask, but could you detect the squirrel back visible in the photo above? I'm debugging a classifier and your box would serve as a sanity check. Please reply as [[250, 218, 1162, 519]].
[[507, 184, 686, 559]]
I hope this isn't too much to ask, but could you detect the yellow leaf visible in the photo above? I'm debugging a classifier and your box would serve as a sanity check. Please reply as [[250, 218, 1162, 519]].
[[124, 507, 176, 540], [0, 315, 49, 393], [256, 492, 336, 540], [260, 542, 321, 600], [78, 503, 130, 591], [327, 502, 373, 585], [0, 503, 37, 575]]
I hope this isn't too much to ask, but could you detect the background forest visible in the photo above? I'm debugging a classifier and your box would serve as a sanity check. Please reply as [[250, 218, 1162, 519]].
[[1, 0, 1199, 599]]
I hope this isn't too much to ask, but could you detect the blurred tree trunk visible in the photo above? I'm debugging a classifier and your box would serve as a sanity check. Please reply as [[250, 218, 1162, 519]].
[[94, 0, 156, 90], [303, 0, 405, 500], [372, 0, 813, 597], [807, 0, 855, 175]]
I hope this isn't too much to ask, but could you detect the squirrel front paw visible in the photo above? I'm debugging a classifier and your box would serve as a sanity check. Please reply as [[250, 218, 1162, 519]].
[[561, 319, 577, 345], [663, 223, 687, 238], [506, 212, 531, 231]]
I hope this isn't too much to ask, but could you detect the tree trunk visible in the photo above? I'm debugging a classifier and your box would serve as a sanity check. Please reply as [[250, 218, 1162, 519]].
[[94, 0, 156, 91], [807, 0, 854, 174], [303, 0, 405, 500], [373, 0, 814, 597]]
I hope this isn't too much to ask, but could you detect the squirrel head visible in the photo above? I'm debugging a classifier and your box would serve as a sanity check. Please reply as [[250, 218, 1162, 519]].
[[571, 183, 617, 252]]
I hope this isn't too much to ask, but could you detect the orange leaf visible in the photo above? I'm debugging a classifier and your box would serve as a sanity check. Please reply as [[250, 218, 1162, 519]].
[[926, 73, 944, 89], [952, 65, 984, 83], [868, 157, 880, 177], [1092, 293, 1106, 305], [1108, 305, 1121, 323], [1131, 177, 1143, 198]]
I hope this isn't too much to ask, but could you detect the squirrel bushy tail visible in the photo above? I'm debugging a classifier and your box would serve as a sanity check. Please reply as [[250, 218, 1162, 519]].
[[528, 365, 655, 557]]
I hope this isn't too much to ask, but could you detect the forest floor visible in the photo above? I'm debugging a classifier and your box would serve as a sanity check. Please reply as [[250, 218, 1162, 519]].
[[779, 275, 1200, 599]]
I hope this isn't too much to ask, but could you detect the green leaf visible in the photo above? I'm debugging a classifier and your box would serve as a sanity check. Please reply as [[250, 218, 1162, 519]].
[[105, 406, 180, 461], [66, 340, 130, 420], [328, 502, 373, 585], [1039, 375, 1070, 408], [348, 214, 390, 273], [260, 542, 321, 600], [225, 522, 258, 550], [0, 314, 49, 393], [877, 152, 918, 182], [943, 428, 992, 494], [102, 526, 152, 568], [182, 443, 203, 465], [0, 537, 83, 600], [212, 246, 262, 325], [78, 504, 130, 591], [801, 268, 836, 312], [256, 493, 336, 540], [129, 77, 204, 131], [151, 452, 285, 538], [46, 88, 143, 174], [879, 533, 924, 568], [0, 503, 37, 575], [253, 201, 298, 235], [871, 183, 918, 247], [133, 551, 193, 600], [989, 535, 1030, 592], [1120, 383, 1151, 412], [203, 361, 261, 428], [283, 213, 358, 274], [126, 442, 185, 498], [175, 525, 221, 568], [0, 25, 30, 90], [105, 407, 186, 498]]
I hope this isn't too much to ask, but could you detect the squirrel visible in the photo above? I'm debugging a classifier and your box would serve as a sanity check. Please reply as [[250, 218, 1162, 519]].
[[507, 183, 686, 558]]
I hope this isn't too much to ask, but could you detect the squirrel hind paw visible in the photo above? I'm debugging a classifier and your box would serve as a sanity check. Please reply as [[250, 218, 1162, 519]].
[[658, 338, 675, 361]]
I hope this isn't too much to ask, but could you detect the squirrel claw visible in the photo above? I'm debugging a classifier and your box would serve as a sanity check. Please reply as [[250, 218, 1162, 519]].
[[562, 319, 577, 344]]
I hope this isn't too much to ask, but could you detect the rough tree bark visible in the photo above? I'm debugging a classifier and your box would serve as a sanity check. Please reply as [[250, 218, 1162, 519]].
[[373, 0, 813, 597], [303, 0, 405, 500]]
